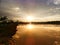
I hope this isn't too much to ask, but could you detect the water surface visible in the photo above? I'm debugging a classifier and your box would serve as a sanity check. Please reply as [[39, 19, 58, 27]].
[[14, 24, 60, 45]]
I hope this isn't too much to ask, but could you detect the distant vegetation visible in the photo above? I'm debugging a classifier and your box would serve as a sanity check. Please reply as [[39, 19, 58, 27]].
[[17, 21, 60, 25], [31, 21, 60, 25]]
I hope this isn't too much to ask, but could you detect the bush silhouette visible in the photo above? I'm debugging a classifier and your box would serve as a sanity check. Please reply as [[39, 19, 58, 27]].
[[0, 16, 18, 38]]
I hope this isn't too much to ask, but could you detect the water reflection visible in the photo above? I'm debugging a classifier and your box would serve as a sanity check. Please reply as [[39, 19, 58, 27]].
[[26, 24, 34, 29], [13, 24, 60, 45]]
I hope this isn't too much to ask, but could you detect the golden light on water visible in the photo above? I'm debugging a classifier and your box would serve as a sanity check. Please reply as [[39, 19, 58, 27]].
[[13, 24, 60, 39], [26, 24, 34, 29], [13, 34, 20, 39]]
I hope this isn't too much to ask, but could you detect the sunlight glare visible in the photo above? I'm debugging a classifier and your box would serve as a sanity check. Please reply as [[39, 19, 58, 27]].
[[26, 16, 34, 22], [26, 24, 34, 29]]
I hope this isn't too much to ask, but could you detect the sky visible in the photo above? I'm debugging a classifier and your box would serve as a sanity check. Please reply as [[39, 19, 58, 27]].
[[0, 0, 60, 22]]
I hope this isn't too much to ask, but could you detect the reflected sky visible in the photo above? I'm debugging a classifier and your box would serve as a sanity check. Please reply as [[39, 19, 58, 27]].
[[13, 24, 60, 45], [13, 24, 60, 38], [0, 0, 60, 22]]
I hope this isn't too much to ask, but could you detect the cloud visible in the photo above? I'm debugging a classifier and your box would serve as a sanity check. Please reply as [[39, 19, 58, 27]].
[[47, 0, 60, 5], [53, 0, 60, 5], [0, 0, 60, 21], [35, 15, 60, 22]]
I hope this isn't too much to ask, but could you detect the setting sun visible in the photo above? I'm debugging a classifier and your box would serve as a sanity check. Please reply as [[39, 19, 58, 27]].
[[26, 16, 34, 22]]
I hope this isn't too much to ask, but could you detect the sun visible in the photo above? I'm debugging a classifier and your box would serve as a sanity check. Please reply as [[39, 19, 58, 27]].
[[26, 16, 34, 22]]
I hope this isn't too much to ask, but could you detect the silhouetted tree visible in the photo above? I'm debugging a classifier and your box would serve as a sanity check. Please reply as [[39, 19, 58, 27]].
[[0, 16, 18, 45]]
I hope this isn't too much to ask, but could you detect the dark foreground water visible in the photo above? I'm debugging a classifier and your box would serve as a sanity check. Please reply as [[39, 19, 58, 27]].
[[13, 24, 60, 45]]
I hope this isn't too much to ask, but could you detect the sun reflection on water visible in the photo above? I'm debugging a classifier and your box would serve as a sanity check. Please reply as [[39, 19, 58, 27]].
[[26, 24, 34, 29], [13, 24, 60, 39]]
